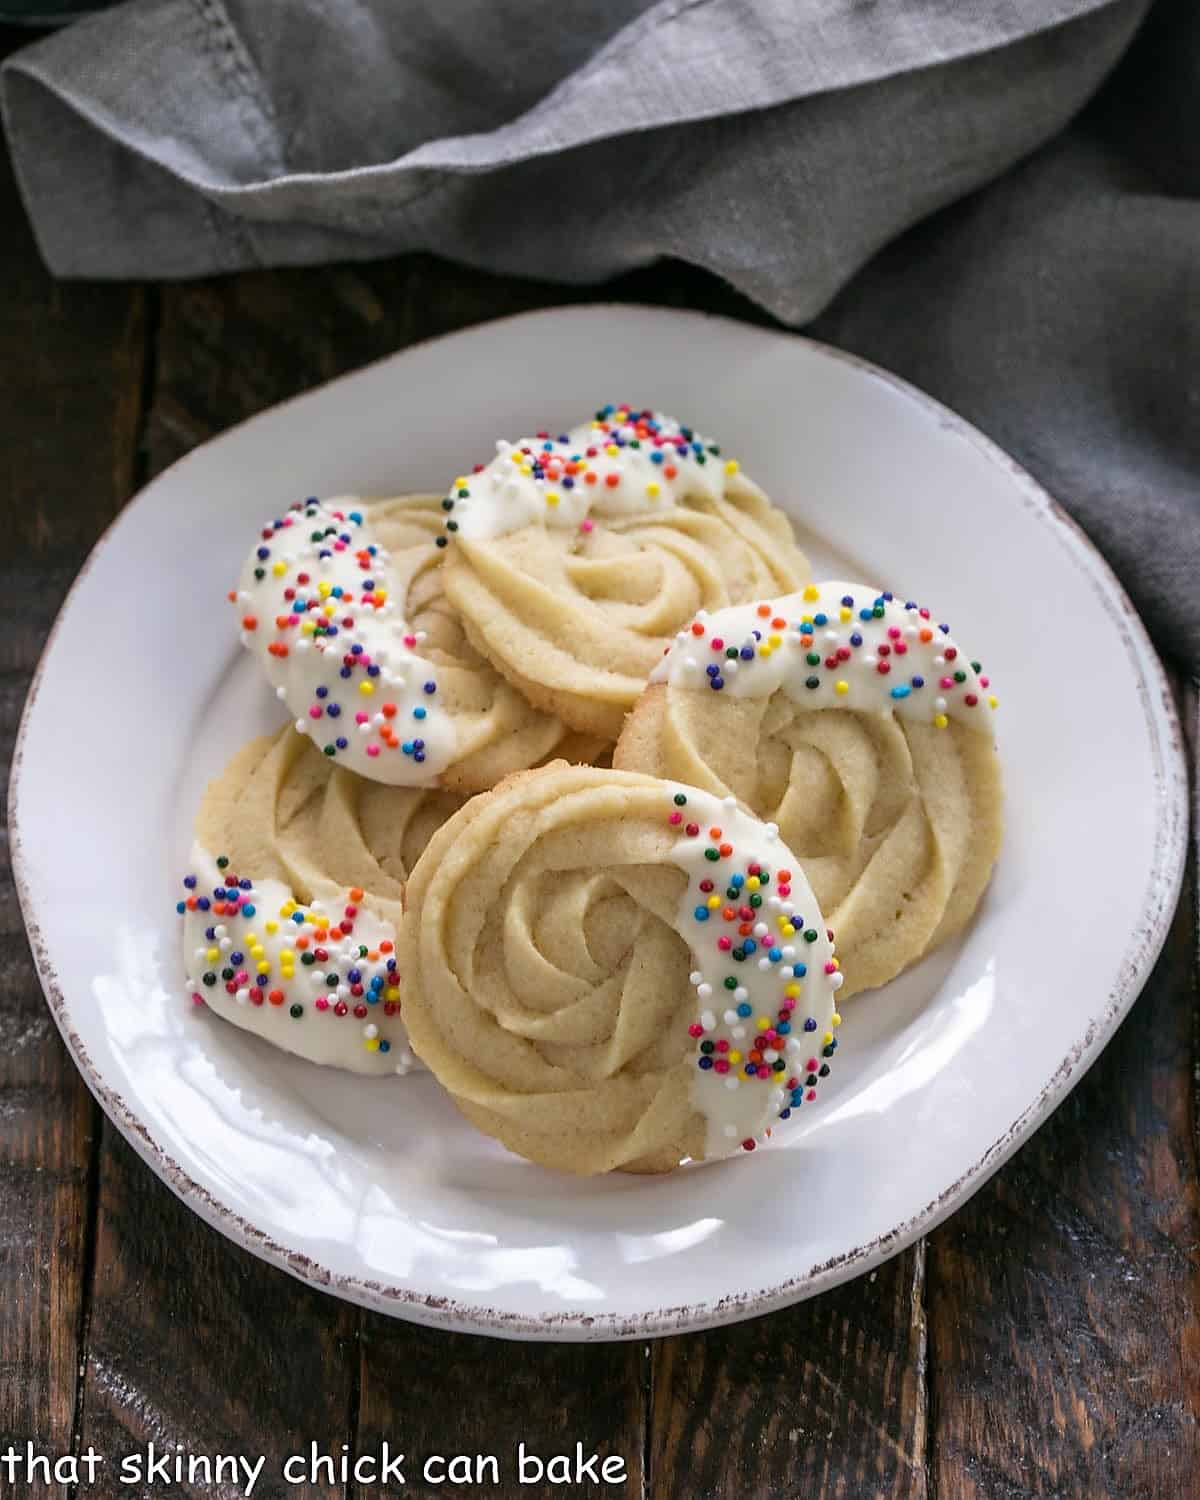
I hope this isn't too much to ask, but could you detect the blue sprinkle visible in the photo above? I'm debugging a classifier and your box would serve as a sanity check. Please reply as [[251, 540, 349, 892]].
[[841, 595, 854, 607], [339, 666, 351, 678], [740, 646, 755, 660], [316, 685, 328, 698], [256, 546, 270, 560], [804, 1017, 817, 1032], [911, 675, 925, 688], [793, 963, 807, 978], [890, 684, 912, 700], [859, 608, 873, 621], [413, 706, 427, 720], [242, 904, 256, 918], [731, 874, 744, 889], [850, 632, 863, 647], [813, 612, 827, 626], [367, 664, 381, 677], [176, 901, 186, 914], [183, 875, 197, 890], [768, 947, 782, 961], [351, 643, 364, 655], [335, 737, 348, 750], [743, 939, 757, 954], [698, 1056, 714, 1070], [379, 1040, 391, 1053], [709, 676, 724, 691], [197, 898, 210, 911], [327, 703, 341, 718], [705, 664, 720, 677], [292, 912, 305, 924], [737, 1002, 752, 1018], [693, 906, 710, 922]]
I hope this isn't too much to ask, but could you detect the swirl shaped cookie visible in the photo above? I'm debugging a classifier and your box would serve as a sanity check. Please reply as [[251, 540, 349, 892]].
[[439, 406, 811, 740], [233, 493, 604, 792], [614, 583, 1003, 997], [398, 763, 843, 1175], [177, 726, 468, 1073]]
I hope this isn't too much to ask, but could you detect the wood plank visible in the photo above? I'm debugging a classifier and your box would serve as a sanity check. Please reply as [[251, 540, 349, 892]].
[[927, 687, 1200, 1500], [356, 1320, 646, 1499], [78, 1127, 357, 1500], [0, 55, 145, 1494], [650, 1246, 927, 1499]]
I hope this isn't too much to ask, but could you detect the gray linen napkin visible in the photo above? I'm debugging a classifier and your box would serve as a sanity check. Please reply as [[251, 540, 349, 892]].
[[2, 0, 1197, 668]]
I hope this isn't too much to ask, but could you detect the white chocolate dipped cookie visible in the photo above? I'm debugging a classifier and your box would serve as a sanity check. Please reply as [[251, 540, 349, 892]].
[[232, 493, 606, 793], [439, 405, 811, 740], [176, 726, 469, 1074], [397, 763, 842, 1175], [614, 582, 1003, 996]]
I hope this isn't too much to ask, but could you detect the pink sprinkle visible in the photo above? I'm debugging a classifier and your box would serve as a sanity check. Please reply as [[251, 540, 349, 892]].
[[888, 626, 901, 639], [777, 883, 791, 897], [824, 961, 837, 974], [366, 744, 380, 758], [315, 996, 329, 1011], [718, 936, 732, 951], [980, 675, 990, 688], [688, 1023, 704, 1038], [403, 634, 417, 647], [780, 997, 796, 1011], [716, 1039, 730, 1053], [355, 712, 369, 724], [807, 1057, 818, 1072], [580, 518, 594, 533], [714, 1059, 730, 1074], [191, 992, 205, 1007], [669, 811, 683, 825], [711, 638, 724, 651], [940, 676, 954, 689], [309, 705, 322, 719], [806, 1089, 817, 1102]]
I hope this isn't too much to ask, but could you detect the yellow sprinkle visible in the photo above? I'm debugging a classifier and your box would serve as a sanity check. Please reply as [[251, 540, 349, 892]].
[[729, 1051, 742, 1065], [707, 895, 721, 910], [758, 644, 772, 657], [840, 606, 853, 622], [374, 589, 387, 604], [746, 876, 760, 891], [756, 1017, 770, 1031], [605, 443, 618, 456], [988, 695, 999, 709], [272, 561, 287, 577], [300, 620, 316, 636], [359, 680, 375, 696], [646, 482, 660, 498], [934, 713, 949, 729], [831, 1013, 842, 1028], [364, 1037, 380, 1052], [780, 923, 796, 938], [768, 634, 781, 648], [281, 948, 294, 962], [724, 459, 740, 475], [206, 947, 219, 963], [835, 680, 849, 696], [385, 986, 400, 1002], [453, 476, 467, 489], [545, 491, 560, 507], [801, 615, 814, 626], [265, 920, 278, 934], [520, 464, 532, 476], [322, 602, 336, 617], [281, 901, 295, 916], [823, 1032, 834, 1046], [784, 983, 801, 999], [257, 961, 271, 974], [803, 585, 820, 602], [317, 581, 332, 598]]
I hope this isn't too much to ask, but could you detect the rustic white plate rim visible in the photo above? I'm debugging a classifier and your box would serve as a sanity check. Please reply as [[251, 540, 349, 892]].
[[8, 305, 1188, 1341]]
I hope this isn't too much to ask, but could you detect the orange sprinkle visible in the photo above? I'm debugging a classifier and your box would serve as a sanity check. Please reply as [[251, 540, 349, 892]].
[[350, 887, 364, 901]]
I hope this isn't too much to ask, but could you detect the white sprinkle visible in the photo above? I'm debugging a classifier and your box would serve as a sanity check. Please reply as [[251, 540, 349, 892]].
[[363, 1023, 379, 1040], [831, 972, 844, 990]]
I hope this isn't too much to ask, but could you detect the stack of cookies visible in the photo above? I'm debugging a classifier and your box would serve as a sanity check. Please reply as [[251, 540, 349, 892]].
[[177, 405, 1002, 1175]]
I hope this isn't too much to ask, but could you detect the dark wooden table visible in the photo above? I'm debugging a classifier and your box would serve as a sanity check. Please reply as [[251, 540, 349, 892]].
[[2, 27, 1198, 1497]]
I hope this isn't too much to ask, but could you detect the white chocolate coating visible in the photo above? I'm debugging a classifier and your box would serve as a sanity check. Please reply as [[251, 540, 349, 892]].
[[652, 581, 997, 735], [446, 407, 732, 543], [179, 845, 418, 1075], [663, 784, 841, 1158], [234, 497, 455, 785]]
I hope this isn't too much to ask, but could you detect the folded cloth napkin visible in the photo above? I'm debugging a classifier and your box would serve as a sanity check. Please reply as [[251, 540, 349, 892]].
[[2, 0, 1197, 670]]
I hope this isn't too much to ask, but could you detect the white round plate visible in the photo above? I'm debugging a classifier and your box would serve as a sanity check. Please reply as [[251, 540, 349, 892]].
[[10, 306, 1187, 1340]]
